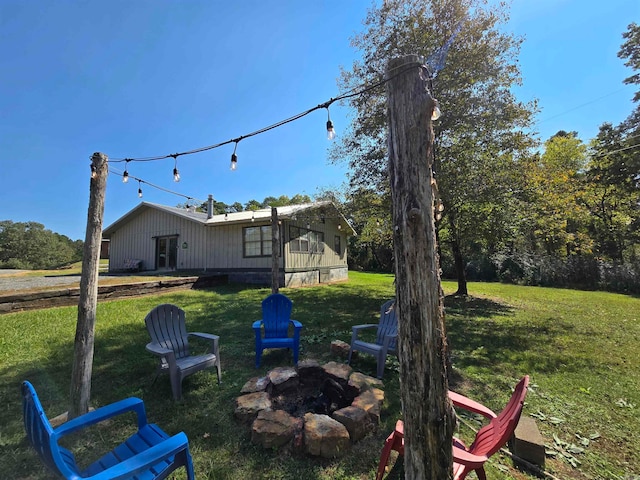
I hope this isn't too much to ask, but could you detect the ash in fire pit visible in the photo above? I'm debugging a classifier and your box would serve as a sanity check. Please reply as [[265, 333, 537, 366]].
[[235, 360, 385, 458]]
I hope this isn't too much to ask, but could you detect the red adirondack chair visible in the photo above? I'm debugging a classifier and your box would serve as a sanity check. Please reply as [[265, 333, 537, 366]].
[[376, 375, 530, 480]]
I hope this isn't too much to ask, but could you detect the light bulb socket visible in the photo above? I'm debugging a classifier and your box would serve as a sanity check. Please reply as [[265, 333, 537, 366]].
[[230, 153, 238, 171], [138, 188, 143, 198], [173, 167, 180, 182], [123, 170, 129, 183]]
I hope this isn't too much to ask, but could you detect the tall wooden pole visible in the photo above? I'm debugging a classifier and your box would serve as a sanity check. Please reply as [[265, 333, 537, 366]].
[[69, 152, 108, 419], [386, 55, 455, 479], [271, 207, 280, 294]]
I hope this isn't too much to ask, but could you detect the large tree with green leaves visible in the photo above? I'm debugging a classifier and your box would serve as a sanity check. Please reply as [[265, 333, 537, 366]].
[[0, 220, 82, 269], [333, 0, 536, 294]]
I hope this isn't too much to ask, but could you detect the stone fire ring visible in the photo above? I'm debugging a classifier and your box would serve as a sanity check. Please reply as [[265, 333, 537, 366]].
[[234, 360, 385, 458]]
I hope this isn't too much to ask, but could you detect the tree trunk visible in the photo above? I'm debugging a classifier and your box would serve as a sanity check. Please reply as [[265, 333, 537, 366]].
[[447, 212, 468, 296], [69, 152, 108, 419], [271, 207, 280, 294], [386, 55, 455, 480]]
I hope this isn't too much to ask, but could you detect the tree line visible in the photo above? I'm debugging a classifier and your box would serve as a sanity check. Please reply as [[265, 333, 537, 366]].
[[0, 221, 84, 270]]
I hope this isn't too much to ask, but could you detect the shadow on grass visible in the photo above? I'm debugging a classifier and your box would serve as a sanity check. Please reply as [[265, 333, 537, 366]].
[[1, 281, 400, 479]]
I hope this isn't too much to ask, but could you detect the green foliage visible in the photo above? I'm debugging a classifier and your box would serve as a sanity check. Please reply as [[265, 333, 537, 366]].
[[0, 220, 83, 270]]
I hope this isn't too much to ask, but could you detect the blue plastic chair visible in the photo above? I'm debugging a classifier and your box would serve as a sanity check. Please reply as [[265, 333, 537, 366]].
[[252, 293, 303, 368], [21, 381, 195, 480]]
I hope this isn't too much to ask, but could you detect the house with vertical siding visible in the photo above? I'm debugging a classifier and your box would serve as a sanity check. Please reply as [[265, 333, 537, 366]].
[[102, 198, 355, 287]]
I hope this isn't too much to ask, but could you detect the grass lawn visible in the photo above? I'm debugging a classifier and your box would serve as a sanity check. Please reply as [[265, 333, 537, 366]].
[[0, 272, 638, 479]]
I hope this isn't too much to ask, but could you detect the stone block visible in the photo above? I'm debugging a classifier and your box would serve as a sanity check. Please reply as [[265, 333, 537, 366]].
[[251, 410, 296, 449], [241, 376, 269, 394], [322, 361, 353, 382], [235, 392, 271, 423], [513, 416, 545, 468], [330, 339, 354, 358], [303, 413, 351, 458], [332, 406, 371, 442]]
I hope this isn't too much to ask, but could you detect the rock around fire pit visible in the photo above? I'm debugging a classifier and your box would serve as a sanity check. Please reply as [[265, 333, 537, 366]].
[[235, 360, 385, 458]]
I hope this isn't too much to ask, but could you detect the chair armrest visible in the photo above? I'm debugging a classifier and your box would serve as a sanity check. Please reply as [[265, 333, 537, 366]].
[[54, 397, 147, 437], [351, 324, 378, 333], [189, 332, 219, 354], [448, 390, 497, 419], [290, 320, 303, 329], [452, 443, 489, 469], [252, 320, 263, 330], [189, 332, 219, 341], [88, 432, 191, 480], [145, 342, 173, 356], [382, 333, 397, 348]]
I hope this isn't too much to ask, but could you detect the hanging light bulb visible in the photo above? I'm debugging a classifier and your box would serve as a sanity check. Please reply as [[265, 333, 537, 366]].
[[123, 159, 130, 183], [431, 99, 441, 121], [326, 108, 336, 140], [138, 180, 143, 198], [172, 155, 180, 182], [90, 165, 97, 179], [251, 211, 255, 222], [230, 141, 238, 171]]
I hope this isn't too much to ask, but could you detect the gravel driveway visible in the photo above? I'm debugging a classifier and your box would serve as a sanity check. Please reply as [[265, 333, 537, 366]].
[[0, 272, 82, 292]]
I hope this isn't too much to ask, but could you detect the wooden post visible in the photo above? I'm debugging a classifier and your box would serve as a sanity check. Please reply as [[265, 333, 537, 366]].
[[271, 207, 279, 294], [386, 55, 455, 479], [69, 152, 108, 419]]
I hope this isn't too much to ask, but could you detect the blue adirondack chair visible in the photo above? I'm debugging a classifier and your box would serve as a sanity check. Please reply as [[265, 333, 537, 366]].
[[347, 299, 398, 379], [21, 380, 195, 480], [145, 303, 221, 400], [253, 293, 303, 367]]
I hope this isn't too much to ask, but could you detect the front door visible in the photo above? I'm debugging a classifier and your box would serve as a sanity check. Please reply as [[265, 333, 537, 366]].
[[156, 236, 178, 270]]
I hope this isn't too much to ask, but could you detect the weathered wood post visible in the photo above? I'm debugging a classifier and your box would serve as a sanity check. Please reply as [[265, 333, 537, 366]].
[[386, 55, 455, 479], [69, 152, 108, 419], [271, 207, 279, 294]]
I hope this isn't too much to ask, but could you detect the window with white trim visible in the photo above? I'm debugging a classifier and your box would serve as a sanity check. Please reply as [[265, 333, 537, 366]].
[[290, 226, 324, 254], [243, 225, 272, 257]]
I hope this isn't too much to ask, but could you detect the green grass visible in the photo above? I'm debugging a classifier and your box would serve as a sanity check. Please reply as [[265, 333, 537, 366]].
[[0, 272, 638, 479]]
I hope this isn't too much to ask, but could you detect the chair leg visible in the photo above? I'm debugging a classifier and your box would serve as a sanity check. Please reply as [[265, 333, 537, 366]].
[[255, 349, 262, 368], [376, 433, 396, 480], [215, 360, 222, 384], [170, 373, 182, 401]]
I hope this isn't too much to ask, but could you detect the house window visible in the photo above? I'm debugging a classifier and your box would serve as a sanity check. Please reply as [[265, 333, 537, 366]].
[[334, 235, 341, 257], [290, 226, 324, 254], [243, 226, 272, 257]]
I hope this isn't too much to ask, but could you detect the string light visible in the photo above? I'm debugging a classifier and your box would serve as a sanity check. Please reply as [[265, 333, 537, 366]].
[[326, 107, 336, 140], [431, 99, 441, 121], [230, 141, 238, 171], [106, 62, 435, 204], [108, 61, 422, 167], [172, 155, 181, 182], [90, 165, 97, 179], [122, 159, 130, 183]]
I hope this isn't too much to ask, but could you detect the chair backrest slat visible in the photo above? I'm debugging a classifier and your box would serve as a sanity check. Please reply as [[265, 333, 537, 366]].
[[262, 294, 293, 338], [469, 375, 529, 457], [145, 304, 190, 359], [375, 299, 398, 350], [21, 381, 78, 477]]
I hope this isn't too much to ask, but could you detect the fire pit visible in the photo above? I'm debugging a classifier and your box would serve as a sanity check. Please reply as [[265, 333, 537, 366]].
[[235, 360, 385, 457]]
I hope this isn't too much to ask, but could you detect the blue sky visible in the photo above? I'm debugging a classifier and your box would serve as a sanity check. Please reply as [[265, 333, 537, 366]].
[[1, 0, 637, 241]]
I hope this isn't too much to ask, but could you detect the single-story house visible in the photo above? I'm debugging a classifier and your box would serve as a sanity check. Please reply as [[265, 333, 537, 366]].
[[102, 198, 356, 287]]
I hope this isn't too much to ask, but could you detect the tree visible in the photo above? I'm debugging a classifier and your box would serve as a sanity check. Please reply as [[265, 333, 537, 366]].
[[0, 220, 83, 269], [526, 132, 591, 256], [585, 123, 639, 261], [334, 0, 536, 295]]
